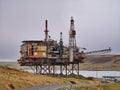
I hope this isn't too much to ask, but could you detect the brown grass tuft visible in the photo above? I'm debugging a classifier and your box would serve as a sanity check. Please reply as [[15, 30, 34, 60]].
[[8, 83, 15, 89], [0, 66, 99, 90]]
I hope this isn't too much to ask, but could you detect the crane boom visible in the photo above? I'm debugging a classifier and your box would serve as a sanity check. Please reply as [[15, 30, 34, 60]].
[[85, 47, 111, 55]]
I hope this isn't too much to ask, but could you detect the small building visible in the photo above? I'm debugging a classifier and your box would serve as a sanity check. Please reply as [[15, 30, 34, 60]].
[[102, 76, 120, 83]]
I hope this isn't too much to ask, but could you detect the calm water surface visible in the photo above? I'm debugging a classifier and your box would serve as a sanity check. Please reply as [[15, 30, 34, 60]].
[[26, 69, 120, 78]]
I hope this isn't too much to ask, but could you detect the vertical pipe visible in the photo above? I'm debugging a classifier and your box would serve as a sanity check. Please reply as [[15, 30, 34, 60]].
[[72, 64, 74, 74], [53, 65, 55, 75], [66, 65, 67, 75], [39, 65, 42, 74], [44, 20, 48, 42], [48, 65, 51, 74], [36, 65, 38, 74], [60, 65, 62, 74], [78, 63, 80, 75]]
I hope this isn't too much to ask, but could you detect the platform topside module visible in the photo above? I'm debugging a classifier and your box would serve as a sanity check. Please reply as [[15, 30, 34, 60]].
[[17, 17, 111, 75], [18, 17, 85, 66]]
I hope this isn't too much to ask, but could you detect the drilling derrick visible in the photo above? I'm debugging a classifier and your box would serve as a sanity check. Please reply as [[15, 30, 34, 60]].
[[69, 17, 77, 49], [69, 17, 78, 62]]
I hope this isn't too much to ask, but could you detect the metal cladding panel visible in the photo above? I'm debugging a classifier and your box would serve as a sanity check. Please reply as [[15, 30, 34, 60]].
[[33, 46, 47, 52], [28, 43, 32, 56], [34, 51, 46, 58], [69, 48, 74, 62], [37, 46, 46, 51], [69, 30, 76, 35], [21, 44, 28, 52]]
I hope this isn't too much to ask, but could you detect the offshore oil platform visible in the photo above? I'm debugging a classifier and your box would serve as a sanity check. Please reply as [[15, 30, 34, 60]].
[[17, 17, 111, 75]]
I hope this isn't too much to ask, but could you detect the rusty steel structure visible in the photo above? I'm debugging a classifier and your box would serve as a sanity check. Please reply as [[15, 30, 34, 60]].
[[17, 17, 111, 75]]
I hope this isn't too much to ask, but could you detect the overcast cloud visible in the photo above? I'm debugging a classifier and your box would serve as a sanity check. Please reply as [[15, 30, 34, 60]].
[[0, 0, 120, 61]]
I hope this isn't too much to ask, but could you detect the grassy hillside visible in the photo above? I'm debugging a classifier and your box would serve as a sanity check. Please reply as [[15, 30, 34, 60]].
[[0, 62, 29, 70], [80, 55, 120, 70], [0, 54, 120, 71], [0, 66, 99, 90]]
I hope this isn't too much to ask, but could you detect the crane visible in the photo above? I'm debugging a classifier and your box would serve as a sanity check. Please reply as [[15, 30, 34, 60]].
[[85, 47, 111, 55]]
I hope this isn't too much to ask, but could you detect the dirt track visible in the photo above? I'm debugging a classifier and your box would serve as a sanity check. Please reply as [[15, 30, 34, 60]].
[[23, 84, 97, 90]]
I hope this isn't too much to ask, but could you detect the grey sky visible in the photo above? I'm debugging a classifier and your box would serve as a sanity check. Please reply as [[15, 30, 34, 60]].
[[0, 0, 120, 61]]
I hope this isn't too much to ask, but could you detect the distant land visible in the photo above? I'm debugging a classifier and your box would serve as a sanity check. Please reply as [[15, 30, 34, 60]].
[[80, 54, 120, 71], [0, 61, 29, 70], [0, 54, 120, 71]]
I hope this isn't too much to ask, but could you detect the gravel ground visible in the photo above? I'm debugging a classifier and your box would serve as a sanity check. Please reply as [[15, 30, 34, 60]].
[[23, 84, 97, 90], [23, 84, 69, 90]]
